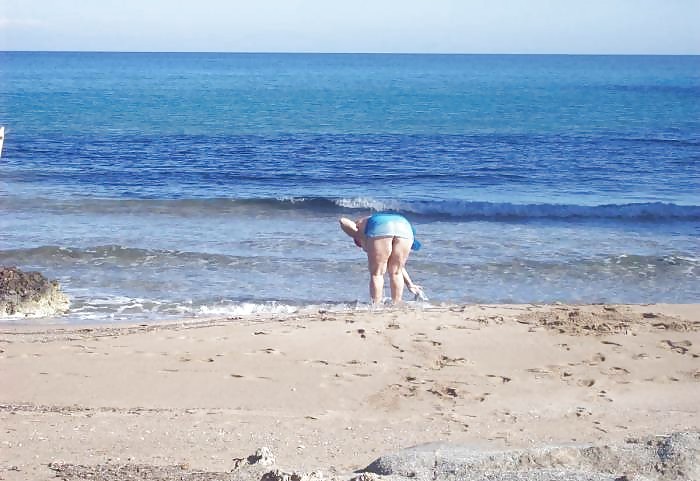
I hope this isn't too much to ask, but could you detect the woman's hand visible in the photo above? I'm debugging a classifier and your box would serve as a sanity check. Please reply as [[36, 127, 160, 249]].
[[407, 283, 428, 301]]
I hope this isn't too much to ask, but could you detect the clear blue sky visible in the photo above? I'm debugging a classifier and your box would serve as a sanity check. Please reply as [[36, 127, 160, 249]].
[[1, 0, 698, 54]]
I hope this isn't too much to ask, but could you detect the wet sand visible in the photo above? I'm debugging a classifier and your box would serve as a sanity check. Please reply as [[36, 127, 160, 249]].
[[1, 304, 698, 480]]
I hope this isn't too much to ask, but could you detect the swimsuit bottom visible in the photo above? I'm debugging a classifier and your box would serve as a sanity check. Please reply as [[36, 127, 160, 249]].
[[364, 213, 414, 241]]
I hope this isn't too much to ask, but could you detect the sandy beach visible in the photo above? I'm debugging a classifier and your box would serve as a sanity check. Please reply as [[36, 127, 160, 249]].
[[1, 303, 699, 480]]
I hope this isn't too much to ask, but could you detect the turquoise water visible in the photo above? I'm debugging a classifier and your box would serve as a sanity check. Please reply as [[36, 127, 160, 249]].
[[0, 53, 698, 323]]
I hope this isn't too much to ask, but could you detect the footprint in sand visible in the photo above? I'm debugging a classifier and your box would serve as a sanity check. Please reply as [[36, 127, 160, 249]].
[[474, 392, 490, 402], [413, 338, 442, 346], [605, 366, 630, 376], [593, 421, 609, 433], [427, 385, 459, 399], [386, 382, 417, 398], [575, 407, 592, 417], [241, 375, 273, 381], [605, 367, 631, 383], [434, 355, 466, 369], [577, 378, 596, 387], [260, 348, 283, 355], [526, 367, 553, 379], [597, 390, 613, 402], [401, 384, 419, 397], [660, 339, 692, 355]]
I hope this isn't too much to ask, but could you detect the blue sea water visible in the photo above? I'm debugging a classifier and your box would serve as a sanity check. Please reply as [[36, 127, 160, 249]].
[[0, 52, 698, 324]]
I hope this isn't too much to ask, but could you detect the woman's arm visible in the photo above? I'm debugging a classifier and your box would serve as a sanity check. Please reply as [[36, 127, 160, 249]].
[[339, 217, 358, 237], [402, 267, 415, 290], [339, 216, 370, 250], [402, 268, 427, 300]]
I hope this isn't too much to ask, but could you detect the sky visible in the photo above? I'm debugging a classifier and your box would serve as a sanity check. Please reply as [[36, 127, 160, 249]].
[[1, 0, 699, 54]]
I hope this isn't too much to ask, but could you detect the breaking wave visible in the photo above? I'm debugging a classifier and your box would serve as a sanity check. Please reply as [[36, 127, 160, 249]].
[[4, 196, 699, 221], [348, 199, 700, 221]]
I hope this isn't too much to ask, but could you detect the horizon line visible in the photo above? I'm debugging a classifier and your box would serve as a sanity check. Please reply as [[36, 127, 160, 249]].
[[1, 49, 699, 57]]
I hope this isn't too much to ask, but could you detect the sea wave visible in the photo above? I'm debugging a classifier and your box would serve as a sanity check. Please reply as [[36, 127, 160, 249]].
[[334, 198, 700, 221], [0, 245, 237, 267], [3, 196, 699, 221], [443, 254, 698, 271], [3, 245, 697, 274]]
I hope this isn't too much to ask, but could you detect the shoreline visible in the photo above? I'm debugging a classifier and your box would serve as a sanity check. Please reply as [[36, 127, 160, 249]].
[[1, 303, 698, 479], [2, 302, 698, 330]]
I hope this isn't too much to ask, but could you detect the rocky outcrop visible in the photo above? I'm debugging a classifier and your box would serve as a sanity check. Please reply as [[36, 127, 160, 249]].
[[0, 266, 70, 318], [361, 431, 700, 481], [43, 432, 700, 481]]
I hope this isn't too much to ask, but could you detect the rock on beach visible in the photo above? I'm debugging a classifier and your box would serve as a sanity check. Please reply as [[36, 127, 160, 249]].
[[361, 432, 700, 481], [0, 266, 70, 318], [43, 433, 700, 481]]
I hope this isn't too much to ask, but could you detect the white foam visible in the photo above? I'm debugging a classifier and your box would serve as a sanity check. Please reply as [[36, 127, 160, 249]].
[[198, 302, 299, 316]]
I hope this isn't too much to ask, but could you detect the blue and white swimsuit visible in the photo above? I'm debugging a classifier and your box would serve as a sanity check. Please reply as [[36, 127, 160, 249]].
[[364, 213, 421, 251]]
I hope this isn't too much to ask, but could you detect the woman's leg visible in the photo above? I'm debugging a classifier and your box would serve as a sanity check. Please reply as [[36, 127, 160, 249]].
[[387, 237, 412, 304], [365, 236, 393, 304]]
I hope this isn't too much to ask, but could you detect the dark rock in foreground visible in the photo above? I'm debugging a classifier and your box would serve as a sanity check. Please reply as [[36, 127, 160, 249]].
[[362, 431, 700, 481], [0, 266, 70, 318]]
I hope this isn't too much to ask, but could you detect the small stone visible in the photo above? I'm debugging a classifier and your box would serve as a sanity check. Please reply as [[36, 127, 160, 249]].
[[247, 446, 276, 466], [351, 474, 381, 481], [261, 470, 325, 481]]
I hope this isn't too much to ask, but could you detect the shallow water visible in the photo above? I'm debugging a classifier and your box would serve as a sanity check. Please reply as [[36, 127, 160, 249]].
[[1, 53, 698, 323]]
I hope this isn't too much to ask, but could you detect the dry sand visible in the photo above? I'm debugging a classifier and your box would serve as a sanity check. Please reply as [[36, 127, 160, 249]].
[[1, 304, 698, 480]]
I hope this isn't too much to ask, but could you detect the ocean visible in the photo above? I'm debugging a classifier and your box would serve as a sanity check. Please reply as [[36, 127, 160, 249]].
[[0, 52, 698, 324]]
